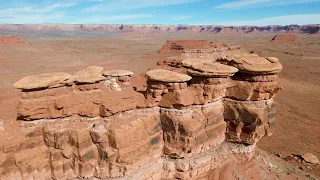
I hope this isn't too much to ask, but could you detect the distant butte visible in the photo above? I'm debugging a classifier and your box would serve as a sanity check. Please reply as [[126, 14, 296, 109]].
[[271, 34, 300, 43]]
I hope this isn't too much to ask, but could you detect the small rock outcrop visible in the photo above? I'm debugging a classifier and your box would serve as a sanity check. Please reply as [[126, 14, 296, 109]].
[[0, 35, 25, 44], [0, 41, 283, 180], [13, 72, 73, 90], [302, 153, 320, 164]]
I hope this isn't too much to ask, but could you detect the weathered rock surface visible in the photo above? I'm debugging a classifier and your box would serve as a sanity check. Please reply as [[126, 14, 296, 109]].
[[226, 79, 281, 101], [218, 54, 283, 74], [74, 66, 105, 83], [103, 69, 134, 77], [188, 77, 230, 104], [185, 61, 238, 77], [302, 153, 320, 164], [16, 79, 145, 120], [161, 101, 226, 158], [224, 98, 276, 145], [146, 69, 191, 83], [13, 72, 73, 90]]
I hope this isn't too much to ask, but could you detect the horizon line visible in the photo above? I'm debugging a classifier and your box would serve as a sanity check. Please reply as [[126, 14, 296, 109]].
[[0, 23, 320, 27]]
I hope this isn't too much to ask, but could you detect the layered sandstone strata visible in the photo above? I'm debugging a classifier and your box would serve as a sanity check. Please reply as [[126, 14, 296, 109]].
[[1, 43, 282, 180]]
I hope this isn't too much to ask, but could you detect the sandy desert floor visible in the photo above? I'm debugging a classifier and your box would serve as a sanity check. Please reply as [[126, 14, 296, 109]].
[[0, 32, 319, 178]]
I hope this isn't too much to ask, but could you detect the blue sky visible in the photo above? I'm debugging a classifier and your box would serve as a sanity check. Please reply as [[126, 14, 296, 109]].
[[0, 0, 320, 25]]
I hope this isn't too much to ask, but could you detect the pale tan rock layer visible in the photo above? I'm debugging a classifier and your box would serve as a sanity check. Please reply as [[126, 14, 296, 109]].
[[13, 72, 73, 90], [3, 41, 283, 179], [146, 69, 192, 83]]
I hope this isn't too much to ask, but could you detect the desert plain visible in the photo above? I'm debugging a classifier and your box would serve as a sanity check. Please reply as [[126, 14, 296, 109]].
[[0, 30, 319, 179]]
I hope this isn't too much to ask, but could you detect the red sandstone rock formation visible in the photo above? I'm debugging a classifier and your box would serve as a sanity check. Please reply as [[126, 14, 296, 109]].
[[0, 35, 25, 44], [0, 41, 283, 180], [271, 34, 300, 43]]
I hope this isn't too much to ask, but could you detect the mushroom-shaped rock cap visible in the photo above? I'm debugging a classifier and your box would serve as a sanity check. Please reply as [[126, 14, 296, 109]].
[[222, 54, 282, 74], [13, 72, 73, 90], [146, 69, 192, 83], [187, 62, 238, 77], [74, 66, 105, 83], [103, 70, 134, 77]]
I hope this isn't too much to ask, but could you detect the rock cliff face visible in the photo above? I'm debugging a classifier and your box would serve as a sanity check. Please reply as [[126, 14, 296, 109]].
[[0, 42, 282, 179], [0, 24, 319, 34]]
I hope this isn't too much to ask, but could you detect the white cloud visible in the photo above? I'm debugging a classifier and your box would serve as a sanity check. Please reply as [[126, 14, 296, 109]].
[[0, 13, 65, 24], [215, 0, 320, 9], [71, 14, 152, 24], [0, 2, 77, 24], [172, 15, 192, 21], [85, 0, 203, 12], [216, 14, 320, 26], [0, 3, 76, 14]]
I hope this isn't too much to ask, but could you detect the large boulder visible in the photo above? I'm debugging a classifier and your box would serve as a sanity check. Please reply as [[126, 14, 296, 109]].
[[184, 61, 238, 77], [146, 69, 191, 83], [74, 66, 105, 83], [13, 73, 73, 90], [218, 54, 282, 75]]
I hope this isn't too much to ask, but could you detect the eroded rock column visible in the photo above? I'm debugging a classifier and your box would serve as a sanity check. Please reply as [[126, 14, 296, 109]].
[[145, 69, 227, 161], [222, 54, 282, 145]]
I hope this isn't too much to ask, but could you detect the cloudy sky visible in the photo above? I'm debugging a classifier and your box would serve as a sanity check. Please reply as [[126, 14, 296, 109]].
[[0, 0, 319, 25]]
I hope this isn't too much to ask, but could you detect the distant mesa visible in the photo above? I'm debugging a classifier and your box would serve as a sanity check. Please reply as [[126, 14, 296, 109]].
[[157, 40, 229, 54], [271, 34, 300, 43], [0, 35, 25, 44], [0, 24, 319, 34]]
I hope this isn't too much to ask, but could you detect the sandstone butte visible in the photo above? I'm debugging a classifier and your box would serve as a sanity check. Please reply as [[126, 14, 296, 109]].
[[271, 34, 300, 43], [0, 41, 283, 180]]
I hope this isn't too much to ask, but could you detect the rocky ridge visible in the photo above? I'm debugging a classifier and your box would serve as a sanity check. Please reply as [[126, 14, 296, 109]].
[[0, 24, 319, 34], [0, 41, 283, 179]]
